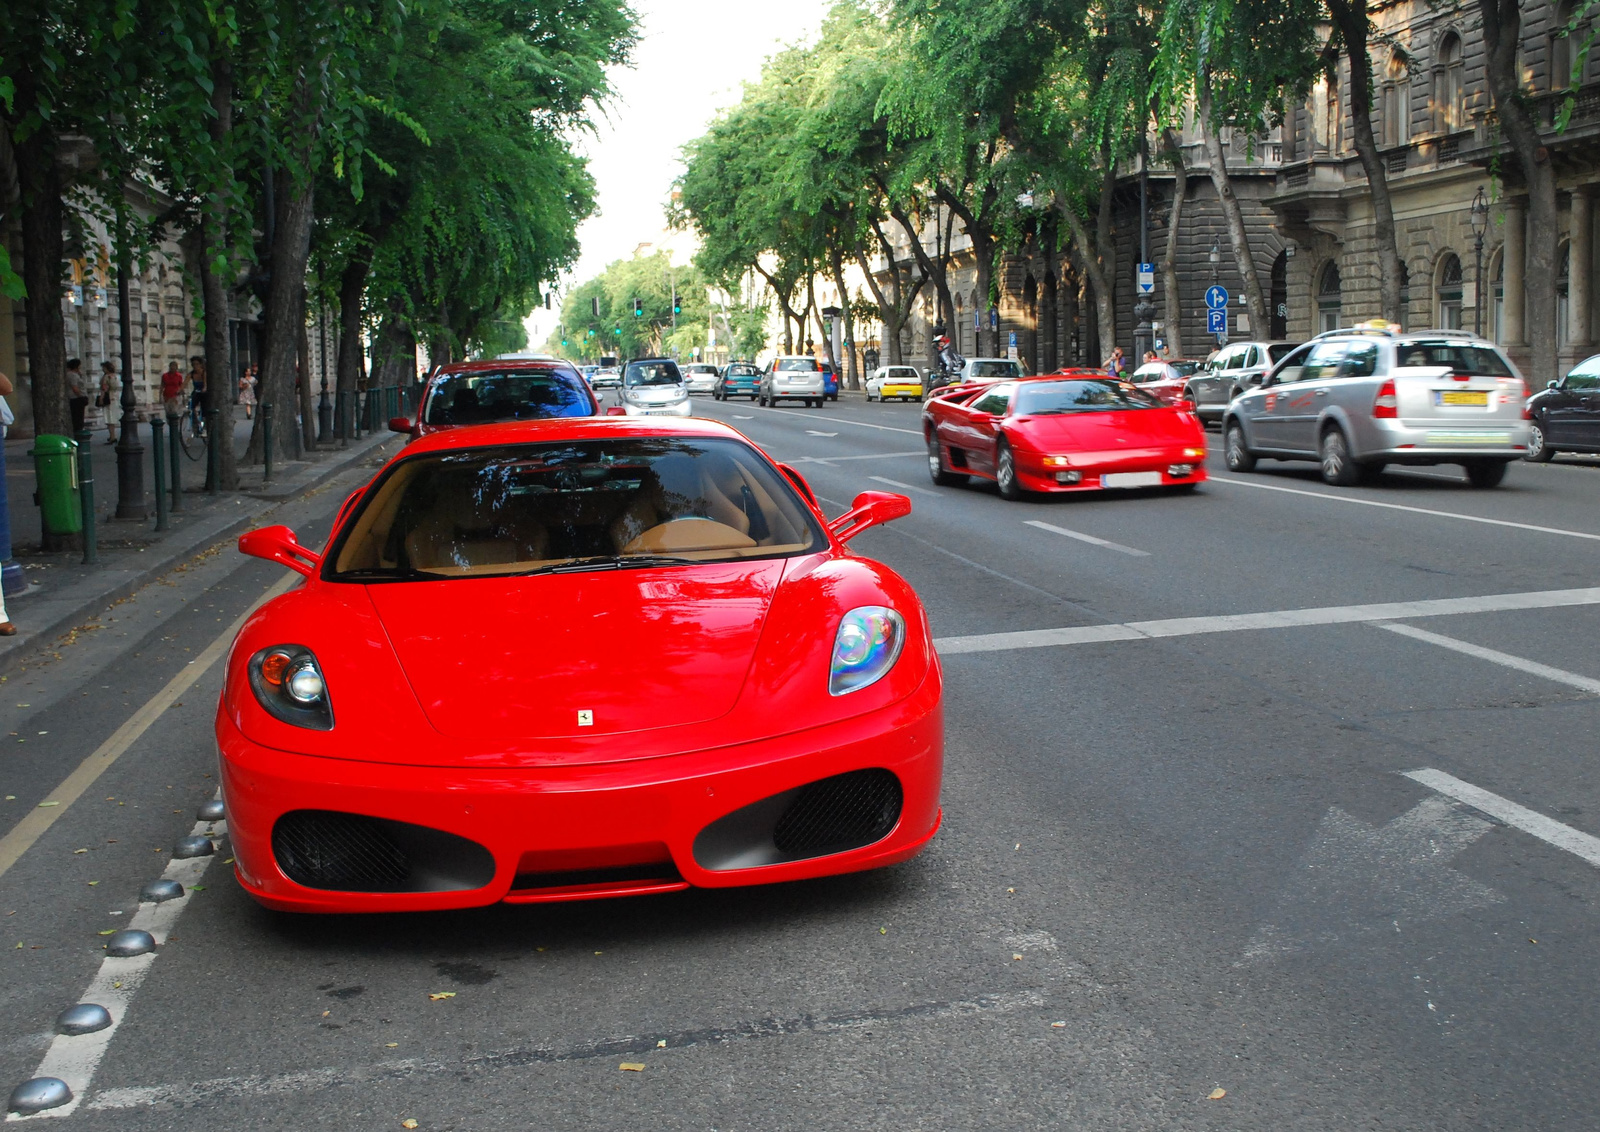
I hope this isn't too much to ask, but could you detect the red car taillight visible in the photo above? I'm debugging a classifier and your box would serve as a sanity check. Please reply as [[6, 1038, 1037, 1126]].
[[1372, 378, 1398, 418]]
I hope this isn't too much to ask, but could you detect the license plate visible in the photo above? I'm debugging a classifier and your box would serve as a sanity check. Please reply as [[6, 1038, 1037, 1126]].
[[1102, 471, 1162, 488], [1437, 390, 1489, 406], [1424, 430, 1511, 445]]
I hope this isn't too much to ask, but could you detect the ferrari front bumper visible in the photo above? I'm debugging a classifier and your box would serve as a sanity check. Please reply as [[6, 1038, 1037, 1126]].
[[218, 672, 942, 912]]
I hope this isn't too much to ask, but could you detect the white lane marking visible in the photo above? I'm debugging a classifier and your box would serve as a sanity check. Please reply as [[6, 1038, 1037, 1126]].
[[1210, 475, 1600, 542], [1405, 768, 1600, 869], [91, 990, 1046, 1109], [805, 430, 839, 437], [12, 812, 227, 1119], [1374, 622, 1600, 694], [0, 573, 294, 882], [1024, 520, 1150, 558], [790, 451, 922, 464], [754, 404, 921, 435], [733, 415, 754, 420], [934, 585, 1600, 655], [868, 475, 938, 497]]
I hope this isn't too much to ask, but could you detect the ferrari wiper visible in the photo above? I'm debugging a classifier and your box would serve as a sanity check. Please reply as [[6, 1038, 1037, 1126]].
[[334, 567, 435, 582], [527, 554, 698, 575]]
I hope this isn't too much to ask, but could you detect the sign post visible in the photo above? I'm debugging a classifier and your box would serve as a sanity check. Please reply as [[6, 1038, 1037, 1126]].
[[1205, 286, 1230, 344]]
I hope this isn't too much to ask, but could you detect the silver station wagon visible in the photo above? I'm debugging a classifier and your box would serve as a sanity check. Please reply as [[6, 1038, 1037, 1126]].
[[1222, 323, 1530, 488]]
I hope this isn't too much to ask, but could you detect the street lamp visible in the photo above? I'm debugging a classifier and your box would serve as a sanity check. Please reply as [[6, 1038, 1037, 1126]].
[[1209, 239, 1223, 347], [1469, 186, 1489, 337]]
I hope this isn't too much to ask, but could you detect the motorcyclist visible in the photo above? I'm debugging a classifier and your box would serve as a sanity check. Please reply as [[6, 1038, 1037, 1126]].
[[926, 325, 966, 396]]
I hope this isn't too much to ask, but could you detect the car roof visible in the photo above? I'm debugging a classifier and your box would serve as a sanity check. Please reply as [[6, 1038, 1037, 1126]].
[[428, 359, 579, 378], [397, 415, 751, 459]]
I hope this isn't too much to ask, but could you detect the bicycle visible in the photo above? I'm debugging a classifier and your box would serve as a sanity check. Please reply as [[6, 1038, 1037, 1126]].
[[172, 409, 206, 461]]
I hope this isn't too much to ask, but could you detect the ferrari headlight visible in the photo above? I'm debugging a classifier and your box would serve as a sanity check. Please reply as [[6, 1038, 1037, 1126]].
[[248, 645, 334, 730], [829, 607, 906, 696]]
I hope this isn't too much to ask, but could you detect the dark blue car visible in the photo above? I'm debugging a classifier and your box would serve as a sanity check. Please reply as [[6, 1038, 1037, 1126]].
[[715, 361, 762, 400], [821, 363, 839, 401]]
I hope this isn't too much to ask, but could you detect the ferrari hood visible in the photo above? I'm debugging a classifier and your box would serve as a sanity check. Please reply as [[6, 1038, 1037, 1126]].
[[1012, 408, 1199, 450], [365, 562, 784, 740]]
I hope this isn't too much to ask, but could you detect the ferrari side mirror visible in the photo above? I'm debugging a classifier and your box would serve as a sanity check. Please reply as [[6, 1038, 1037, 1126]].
[[388, 416, 413, 435], [238, 524, 322, 578], [828, 490, 912, 542]]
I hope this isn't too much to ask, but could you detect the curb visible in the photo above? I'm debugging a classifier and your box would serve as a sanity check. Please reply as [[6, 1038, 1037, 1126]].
[[0, 433, 398, 682]]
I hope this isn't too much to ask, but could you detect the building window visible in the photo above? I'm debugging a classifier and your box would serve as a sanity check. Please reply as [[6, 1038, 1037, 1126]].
[[1437, 253, 1464, 329], [1491, 250, 1505, 342], [1317, 262, 1343, 332], [1436, 33, 1464, 132], [1384, 53, 1410, 146], [1552, 2, 1578, 90], [1557, 241, 1571, 345]]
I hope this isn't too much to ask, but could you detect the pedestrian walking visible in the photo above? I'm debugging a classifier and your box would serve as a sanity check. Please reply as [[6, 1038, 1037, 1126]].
[[188, 356, 207, 437], [238, 366, 257, 419], [66, 358, 89, 435], [0, 369, 16, 636], [161, 359, 186, 423], [99, 360, 119, 443]]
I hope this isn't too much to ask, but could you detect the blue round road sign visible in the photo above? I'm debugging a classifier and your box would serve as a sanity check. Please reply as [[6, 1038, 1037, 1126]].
[[1205, 285, 1229, 310]]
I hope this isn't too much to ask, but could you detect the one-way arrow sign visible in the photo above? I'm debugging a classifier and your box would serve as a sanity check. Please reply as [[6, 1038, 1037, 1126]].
[[1239, 796, 1502, 964]]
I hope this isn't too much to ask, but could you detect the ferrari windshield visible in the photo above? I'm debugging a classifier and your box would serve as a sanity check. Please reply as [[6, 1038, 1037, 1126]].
[[1014, 379, 1162, 414], [424, 370, 591, 425], [329, 437, 825, 579]]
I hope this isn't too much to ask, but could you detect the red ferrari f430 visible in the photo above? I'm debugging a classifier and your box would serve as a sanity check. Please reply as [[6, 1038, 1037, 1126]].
[[218, 417, 942, 912], [923, 375, 1208, 499]]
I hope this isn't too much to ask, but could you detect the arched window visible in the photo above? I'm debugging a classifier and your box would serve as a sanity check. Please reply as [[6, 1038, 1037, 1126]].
[[1437, 33, 1465, 131], [1552, 2, 1580, 91], [1384, 52, 1410, 146], [1557, 242, 1571, 345], [1437, 252, 1464, 329], [1318, 262, 1343, 333]]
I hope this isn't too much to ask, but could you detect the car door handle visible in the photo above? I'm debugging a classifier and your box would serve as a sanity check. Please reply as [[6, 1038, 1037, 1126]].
[[1315, 389, 1329, 397]]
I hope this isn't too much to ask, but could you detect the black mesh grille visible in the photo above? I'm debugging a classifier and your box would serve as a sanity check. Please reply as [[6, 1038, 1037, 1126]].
[[772, 769, 902, 858], [273, 810, 411, 891]]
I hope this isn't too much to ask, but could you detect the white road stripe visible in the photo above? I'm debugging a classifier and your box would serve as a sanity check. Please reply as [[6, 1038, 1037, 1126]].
[[1373, 621, 1600, 694], [11, 811, 227, 1119], [1210, 475, 1600, 542], [934, 585, 1600, 655], [1024, 520, 1150, 557], [868, 475, 939, 497], [1405, 768, 1600, 869]]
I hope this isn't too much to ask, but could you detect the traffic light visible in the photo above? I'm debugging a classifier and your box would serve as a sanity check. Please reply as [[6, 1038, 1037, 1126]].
[[591, 296, 600, 317], [672, 291, 682, 316], [544, 293, 551, 310], [614, 327, 622, 337], [633, 297, 643, 317]]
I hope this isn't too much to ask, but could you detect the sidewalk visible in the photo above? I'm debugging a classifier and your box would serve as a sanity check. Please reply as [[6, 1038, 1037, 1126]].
[[1, 416, 398, 680]]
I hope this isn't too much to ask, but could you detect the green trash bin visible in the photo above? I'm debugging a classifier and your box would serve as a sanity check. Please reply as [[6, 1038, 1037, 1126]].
[[30, 434, 83, 536]]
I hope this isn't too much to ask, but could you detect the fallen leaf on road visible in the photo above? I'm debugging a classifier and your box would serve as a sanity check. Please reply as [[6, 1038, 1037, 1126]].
[[98, 930, 116, 936], [223, 857, 234, 864], [1208, 1088, 1226, 1100], [73, 848, 87, 854], [322, 1011, 331, 1018], [113, 981, 122, 989], [619, 1063, 645, 1072], [1050, 1022, 1066, 1029], [387, 1043, 399, 1048], [879, 927, 887, 934], [87, 881, 99, 886], [1529, 938, 1538, 944], [656, 1040, 666, 1048], [428, 992, 455, 1001], [37, 801, 58, 808], [401, 1120, 419, 1129], [13, 942, 20, 949], [1012, 953, 1023, 961]]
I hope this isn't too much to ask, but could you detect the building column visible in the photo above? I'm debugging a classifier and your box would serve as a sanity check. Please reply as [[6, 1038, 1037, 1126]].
[[1571, 186, 1594, 348], [1503, 198, 1526, 346]]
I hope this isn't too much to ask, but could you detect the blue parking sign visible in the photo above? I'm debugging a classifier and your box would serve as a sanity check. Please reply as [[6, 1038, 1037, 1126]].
[[1207, 309, 1227, 334]]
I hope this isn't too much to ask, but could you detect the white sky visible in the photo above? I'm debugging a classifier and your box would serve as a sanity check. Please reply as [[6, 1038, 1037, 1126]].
[[523, 0, 832, 349]]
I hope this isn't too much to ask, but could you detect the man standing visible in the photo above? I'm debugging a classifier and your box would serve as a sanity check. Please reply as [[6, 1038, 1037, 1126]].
[[66, 358, 88, 435], [161, 360, 186, 424]]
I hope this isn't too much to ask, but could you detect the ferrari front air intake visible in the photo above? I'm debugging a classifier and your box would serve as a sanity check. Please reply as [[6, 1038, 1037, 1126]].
[[773, 769, 903, 857], [272, 810, 495, 893]]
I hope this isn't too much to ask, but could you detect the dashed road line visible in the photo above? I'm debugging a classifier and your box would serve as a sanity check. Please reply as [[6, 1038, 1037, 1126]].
[[1374, 622, 1600, 694], [1210, 475, 1600, 542], [1024, 520, 1150, 558], [934, 585, 1600, 655], [868, 475, 939, 497], [10, 807, 227, 1119], [1405, 768, 1600, 869], [0, 573, 293, 882], [788, 451, 923, 466]]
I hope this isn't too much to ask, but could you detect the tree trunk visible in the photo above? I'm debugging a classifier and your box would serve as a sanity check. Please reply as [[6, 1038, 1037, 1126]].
[[1055, 201, 1116, 364], [15, 127, 68, 440], [1160, 128, 1189, 360], [370, 313, 416, 388], [250, 168, 315, 461], [1198, 72, 1270, 339], [887, 201, 951, 370], [1479, 0, 1558, 386], [1095, 145, 1118, 353], [938, 185, 998, 357], [1328, 3, 1403, 322], [199, 60, 238, 489], [297, 290, 315, 450], [336, 252, 369, 436], [827, 244, 857, 389]]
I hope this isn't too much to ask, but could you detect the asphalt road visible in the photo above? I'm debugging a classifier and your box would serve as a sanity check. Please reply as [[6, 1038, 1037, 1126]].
[[4, 391, 1600, 1129]]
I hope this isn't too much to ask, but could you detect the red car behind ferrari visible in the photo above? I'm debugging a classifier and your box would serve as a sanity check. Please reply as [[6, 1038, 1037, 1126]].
[[220, 416, 942, 912], [923, 375, 1208, 499]]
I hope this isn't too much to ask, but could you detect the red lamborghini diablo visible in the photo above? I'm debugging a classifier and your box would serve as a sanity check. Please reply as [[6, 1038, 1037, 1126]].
[[218, 417, 942, 912]]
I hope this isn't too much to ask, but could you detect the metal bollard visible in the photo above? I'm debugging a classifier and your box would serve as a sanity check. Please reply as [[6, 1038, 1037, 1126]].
[[207, 410, 221, 495], [150, 418, 168, 532], [169, 412, 184, 512], [263, 402, 274, 482], [74, 430, 97, 565]]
